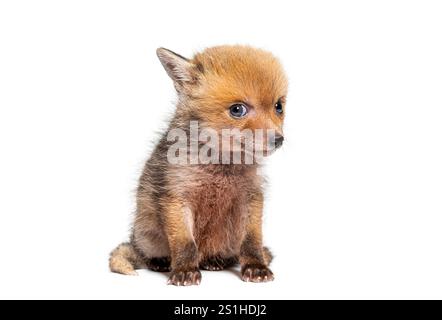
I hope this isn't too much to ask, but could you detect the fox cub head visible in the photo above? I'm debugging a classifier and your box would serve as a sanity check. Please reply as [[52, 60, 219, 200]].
[[157, 45, 288, 154]]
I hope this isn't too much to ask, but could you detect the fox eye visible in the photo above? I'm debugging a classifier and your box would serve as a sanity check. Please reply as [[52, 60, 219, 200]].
[[229, 104, 248, 118], [275, 100, 283, 114]]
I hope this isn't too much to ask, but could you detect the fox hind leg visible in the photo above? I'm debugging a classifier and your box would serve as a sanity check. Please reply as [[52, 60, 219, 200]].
[[147, 256, 171, 272], [200, 256, 238, 271]]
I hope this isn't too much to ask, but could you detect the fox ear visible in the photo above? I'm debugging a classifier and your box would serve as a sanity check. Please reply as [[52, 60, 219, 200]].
[[156, 48, 193, 83]]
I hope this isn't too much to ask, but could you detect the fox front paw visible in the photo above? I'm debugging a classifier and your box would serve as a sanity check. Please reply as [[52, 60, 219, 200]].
[[167, 269, 201, 286], [241, 265, 274, 283]]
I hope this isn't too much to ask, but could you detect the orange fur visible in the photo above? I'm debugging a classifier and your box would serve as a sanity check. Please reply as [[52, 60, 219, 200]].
[[189, 46, 288, 135]]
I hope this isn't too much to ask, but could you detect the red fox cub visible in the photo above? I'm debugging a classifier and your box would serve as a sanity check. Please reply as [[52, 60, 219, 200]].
[[110, 45, 288, 285]]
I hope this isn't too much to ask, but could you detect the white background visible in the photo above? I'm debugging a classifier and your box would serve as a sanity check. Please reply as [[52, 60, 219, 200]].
[[0, 0, 441, 299]]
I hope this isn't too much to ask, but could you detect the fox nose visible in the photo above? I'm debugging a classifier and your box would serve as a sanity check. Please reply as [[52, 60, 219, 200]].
[[275, 134, 284, 148]]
